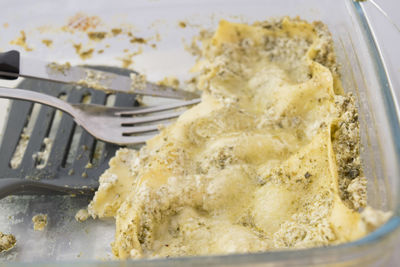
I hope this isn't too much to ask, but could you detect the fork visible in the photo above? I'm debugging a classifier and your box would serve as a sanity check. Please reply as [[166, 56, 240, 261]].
[[0, 87, 200, 145]]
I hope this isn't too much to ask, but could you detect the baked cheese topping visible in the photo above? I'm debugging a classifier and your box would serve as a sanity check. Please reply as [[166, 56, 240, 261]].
[[88, 18, 390, 259]]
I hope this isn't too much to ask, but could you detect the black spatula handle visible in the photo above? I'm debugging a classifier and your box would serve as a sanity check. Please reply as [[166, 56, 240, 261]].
[[0, 50, 20, 80]]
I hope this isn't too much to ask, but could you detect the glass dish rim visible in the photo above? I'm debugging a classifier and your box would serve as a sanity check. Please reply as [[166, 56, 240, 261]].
[[5, 1, 400, 265]]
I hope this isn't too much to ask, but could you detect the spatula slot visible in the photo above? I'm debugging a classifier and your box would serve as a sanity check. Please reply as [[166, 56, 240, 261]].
[[9, 103, 40, 169], [32, 93, 67, 170], [64, 93, 92, 167]]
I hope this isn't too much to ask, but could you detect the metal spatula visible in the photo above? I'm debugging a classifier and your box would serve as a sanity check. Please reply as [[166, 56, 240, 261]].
[[0, 66, 141, 199], [0, 50, 199, 100]]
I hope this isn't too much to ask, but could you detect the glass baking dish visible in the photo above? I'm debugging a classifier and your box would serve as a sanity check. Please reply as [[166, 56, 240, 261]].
[[0, 0, 399, 265]]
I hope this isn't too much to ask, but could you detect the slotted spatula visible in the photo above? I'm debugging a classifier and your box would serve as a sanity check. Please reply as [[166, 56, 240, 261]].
[[0, 66, 140, 199]]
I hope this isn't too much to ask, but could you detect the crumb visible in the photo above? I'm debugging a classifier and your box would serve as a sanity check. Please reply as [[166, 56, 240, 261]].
[[120, 58, 133, 68], [183, 29, 213, 57], [76, 69, 109, 90], [79, 48, 94, 60], [42, 39, 53, 47], [47, 62, 71, 75], [118, 48, 143, 68], [73, 43, 94, 60], [32, 137, 53, 169], [178, 21, 187, 28], [66, 13, 101, 32], [135, 95, 145, 106], [10, 127, 30, 169], [111, 28, 122, 36], [32, 214, 48, 231], [85, 162, 93, 169], [157, 76, 180, 90], [130, 37, 147, 44], [3, 23, 8, 28], [130, 73, 147, 91], [98, 49, 104, 54], [73, 43, 82, 54], [0, 232, 16, 252], [10, 30, 33, 51], [87, 31, 107, 41], [75, 209, 90, 222]]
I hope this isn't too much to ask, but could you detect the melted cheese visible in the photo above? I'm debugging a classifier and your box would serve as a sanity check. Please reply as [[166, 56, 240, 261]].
[[88, 18, 387, 259]]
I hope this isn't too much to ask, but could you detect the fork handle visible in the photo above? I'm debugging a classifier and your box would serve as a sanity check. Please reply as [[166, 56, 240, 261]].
[[0, 86, 76, 117]]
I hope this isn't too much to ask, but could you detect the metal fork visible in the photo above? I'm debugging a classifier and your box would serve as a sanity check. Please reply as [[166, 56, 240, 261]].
[[0, 87, 200, 145]]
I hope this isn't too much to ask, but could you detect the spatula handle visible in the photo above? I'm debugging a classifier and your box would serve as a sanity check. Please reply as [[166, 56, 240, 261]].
[[0, 178, 97, 199], [0, 50, 20, 80], [0, 178, 65, 199]]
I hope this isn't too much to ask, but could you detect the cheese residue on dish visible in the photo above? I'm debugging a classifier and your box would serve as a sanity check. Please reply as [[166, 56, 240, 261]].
[[75, 209, 90, 222], [88, 17, 391, 259], [0, 232, 16, 252], [32, 214, 48, 231]]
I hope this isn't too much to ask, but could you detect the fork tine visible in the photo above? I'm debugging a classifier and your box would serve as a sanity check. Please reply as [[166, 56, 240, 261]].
[[120, 111, 184, 125], [0, 87, 195, 145], [111, 134, 157, 145], [116, 98, 201, 116], [122, 123, 169, 134]]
